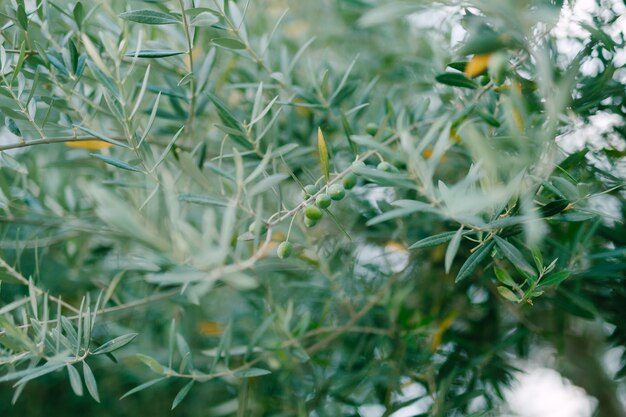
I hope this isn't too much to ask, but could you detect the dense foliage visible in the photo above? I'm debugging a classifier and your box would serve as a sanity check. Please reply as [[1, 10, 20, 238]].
[[1, 0, 625, 415]]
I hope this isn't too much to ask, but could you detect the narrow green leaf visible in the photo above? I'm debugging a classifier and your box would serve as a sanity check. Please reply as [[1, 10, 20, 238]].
[[69, 40, 79, 74], [74, 125, 131, 148], [11, 42, 27, 83], [250, 95, 278, 126], [493, 266, 516, 286], [8, 363, 65, 386], [455, 241, 495, 283], [340, 113, 358, 155], [409, 231, 468, 250], [493, 236, 536, 278], [120, 377, 166, 400], [190, 12, 219, 27], [540, 271, 570, 287], [249, 173, 288, 197], [352, 166, 415, 189], [73, 2, 84, 29], [17, 4, 28, 30], [139, 92, 161, 147], [82, 362, 100, 403], [91, 333, 138, 355], [531, 247, 543, 271], [67, 365, 83, 397], [135, 353, 164, 374], [178, 193, 228, 207], [124, 50, 185, 58], [233, 368, 271, 378], [552, 176, 579, 201], [435, 73, 477, 89], [75, 53, 87, 78], [184, 7, 221, 17], [61, 316, 79, 350], [119, 9, 179, 25], [47, 54, 69, 77], [445, 226, 463, 274], [206, 92, 250, 148], [317, 127, 330, 182], [171, 381, 194, 410], [89, 64, 118, 97], [497, 286, 519, 302], [211, 38, 247, 50], [151, 126, 184, 171], [367, 201, 435, 226], [91, 154, 144, 173], [6, 118, 22, 137], [447, 61, 468, 72]]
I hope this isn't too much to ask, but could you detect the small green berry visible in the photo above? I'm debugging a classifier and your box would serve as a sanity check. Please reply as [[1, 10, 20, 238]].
[[248, 221, 267, 235], [304, 216, 318, 228], [328, 183, 346, 201], [342, 173, 357, 190], [365, 123, 379, 136], [488, 52, 508, 86], [315, 193, 332, 209], [352, 160, 366, 170], [301, 184, 319, 199], [277, 241, 293, 259], [377, 161, 397, 172], [304, 205, 323, 221]]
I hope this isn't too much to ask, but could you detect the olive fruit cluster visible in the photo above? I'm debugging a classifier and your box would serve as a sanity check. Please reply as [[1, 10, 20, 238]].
[[275, 158, 401, 259], [301, 173, 358, 229]]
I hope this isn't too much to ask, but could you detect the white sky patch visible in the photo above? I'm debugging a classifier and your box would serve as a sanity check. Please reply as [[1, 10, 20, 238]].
[[504, 367, 597, 417]]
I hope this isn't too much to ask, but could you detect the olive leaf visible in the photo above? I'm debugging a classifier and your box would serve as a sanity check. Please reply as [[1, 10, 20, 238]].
[[318, 127, 330, 182]]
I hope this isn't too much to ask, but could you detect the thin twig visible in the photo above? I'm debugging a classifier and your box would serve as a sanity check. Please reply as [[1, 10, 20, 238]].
[[0, 256, 79, 314]]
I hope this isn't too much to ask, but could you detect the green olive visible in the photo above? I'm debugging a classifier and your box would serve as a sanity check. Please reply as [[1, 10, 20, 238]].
[[277, 241, 293, 259], [301, 184, 319, 199], [315, 193, 332, 209], [328, 183, 346, 201], [304, 216, 318, 228], [365, 123, 379, 136], [352, 160, 366, 170], [304, 205, 323, 221], [488, 52, 508, 86], [342, 173, 357, 190], [377, 161, 397, 172], [248, 221, 267, 235]]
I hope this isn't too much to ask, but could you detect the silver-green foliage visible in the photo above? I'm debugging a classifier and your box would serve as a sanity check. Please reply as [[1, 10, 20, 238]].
[[1, 0, 625, 415]]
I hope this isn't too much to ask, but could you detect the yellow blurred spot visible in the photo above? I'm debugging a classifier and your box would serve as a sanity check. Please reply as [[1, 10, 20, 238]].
[[184, 46, 203, 68], [512, 109, 524, 131], [65, 140, 113, 149], [258, 241, 277, 258], [430, 244, 445, 262], [464, 54, 492, 78], [253, 232, 285, 259], [385, 241, 407, 252], [198, 321, 223, 336], [283, 19, 309, 38], [272, 231, 286, 241], [422, 148, 448, 162], [431, 311, 458, 351], [293, 99, 312, 118], [228, 90, 243, 108], [449, 128, 461, 144]]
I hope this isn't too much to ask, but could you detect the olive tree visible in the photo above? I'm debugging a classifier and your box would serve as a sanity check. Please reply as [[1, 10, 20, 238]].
[[1, 0, 625, 415]]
